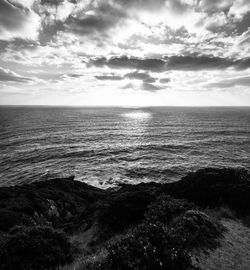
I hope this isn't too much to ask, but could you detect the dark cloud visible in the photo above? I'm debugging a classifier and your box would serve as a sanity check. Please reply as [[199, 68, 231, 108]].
[[159, 78, 171, 83], [65, 2, 125, 36], [207, 76, 250, 88], [143, 77, 156, 83], [114, 0, 165, 9], [165, 55, 234, 70], [66, 15, 114, 35], [39, 21, 65, 45], [141, 82, 163, 92], [40, 0, 77, 5], [95, 71, 157, 82], [67, 74, 83, 78], [198, 0, 233, 15], [205, 20, 235, 36], [232, 58, 250, 70], [95, 75, 123, 80], [114, 0, 189, 14], [205, 11, 250, 36], [63, 0, 190, 38], [167, 0, 190, 14], [91, 55, 250, 72], [167, 56, 250, 71], [40, 0, 64, 6], [125, 71, 150, 80], [91, 56, 166, 71], [125, 71, 156, 83], [0, 38, 38, 52], [0, 0, 29, 31], [234, 12, 250, 34], [0, 67, 31, 83]]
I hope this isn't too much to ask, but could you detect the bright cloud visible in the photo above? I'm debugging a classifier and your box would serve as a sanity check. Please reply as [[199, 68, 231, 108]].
[[0, 0, 250, 106]]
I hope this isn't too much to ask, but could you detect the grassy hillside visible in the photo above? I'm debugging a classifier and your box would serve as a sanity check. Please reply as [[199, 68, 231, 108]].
[[0, 168, 249, 269]]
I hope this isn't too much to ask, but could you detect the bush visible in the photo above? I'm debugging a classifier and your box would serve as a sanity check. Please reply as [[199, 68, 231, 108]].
[[100, 197, 224, 270], [99, 191, 155, 233], [164, 168, 250, 215], [169, 210, 225, 250], [0, 210, 31, 231], [106, 221, 193, 270], [0, 226, 77, 270], [242, 215, 250, 227], [145, 195, 195, 224]]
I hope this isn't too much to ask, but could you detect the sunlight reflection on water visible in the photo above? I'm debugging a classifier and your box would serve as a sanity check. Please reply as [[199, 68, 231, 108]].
[[122, 111, 152, 119]]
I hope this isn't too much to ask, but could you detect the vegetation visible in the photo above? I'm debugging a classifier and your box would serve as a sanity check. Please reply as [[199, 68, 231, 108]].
[[0, 167, 249, 270], [0, 226, 77, 270], [86, 194, 225, 269], [168, 210, 225, 250], [106, 221, 193, 270], [163, 167, 250, 215], [99, 189, 156, 233], [144, 194, 195, 224], [0, 176, 106, 232]]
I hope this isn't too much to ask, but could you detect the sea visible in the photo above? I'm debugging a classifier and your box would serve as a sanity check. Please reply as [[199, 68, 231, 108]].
[[0, 106, 249, 188]]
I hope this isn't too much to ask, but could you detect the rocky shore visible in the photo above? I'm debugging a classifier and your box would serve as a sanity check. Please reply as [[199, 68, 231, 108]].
[[0, 168, 249, 269]]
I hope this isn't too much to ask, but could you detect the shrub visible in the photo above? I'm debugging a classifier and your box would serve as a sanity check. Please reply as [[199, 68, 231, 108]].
[[105, 221, 193, 270], [0, 226, 77, 270], [101, 197, 225, 269], [0, 210, 31, 231], [168, 210, 225, 250], [164, 168, 250, 215], [242, 215, 250, 227], [145, 195, 195, 224], [99, 191, 155, 233]]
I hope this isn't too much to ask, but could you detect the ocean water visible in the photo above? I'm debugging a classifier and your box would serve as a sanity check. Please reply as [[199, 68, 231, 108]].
[[0, 106, 249, 188]]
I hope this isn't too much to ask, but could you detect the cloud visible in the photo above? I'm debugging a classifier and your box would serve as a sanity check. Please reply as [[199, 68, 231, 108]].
[[114, 0, 166, 9], [95, 71, 157, 82], [141, 82, 163, 92], [0, 38, 38, 52], [207, 75, 250, 88], [91, 55, 250, 71], [40, 0, 65, 6], [66, 15, 115, 35], [234, 57, 250, 69], [234, 12, 250, 34], [165, 55, 234, 70], [206, 11, 250, 36], [39, 21, 65, 45], [1, 0, 250, 106], [229, 0, 250, 18], [159, 78, 171, 83], [121, 81, 163, 92], [0, 67, 31, 83], [90, 56, 166, 71], [67, 73, 83, 78], [0, 0, 40, 40], [124, 71, 156, 82], [198, 0, 234, 15], [65, 2, 126, 36], [95, 75, 123, 80], [114, 0, 190, 14]]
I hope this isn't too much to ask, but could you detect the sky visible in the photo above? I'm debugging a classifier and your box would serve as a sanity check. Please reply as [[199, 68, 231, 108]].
[[0, 0, 250, 106]]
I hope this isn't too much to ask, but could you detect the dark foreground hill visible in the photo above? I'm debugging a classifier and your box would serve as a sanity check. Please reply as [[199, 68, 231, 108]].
[[0, 168, 249, 270]]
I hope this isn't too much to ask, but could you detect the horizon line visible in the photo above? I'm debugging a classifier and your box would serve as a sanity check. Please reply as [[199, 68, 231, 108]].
[[0, 105, 250, 108]]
